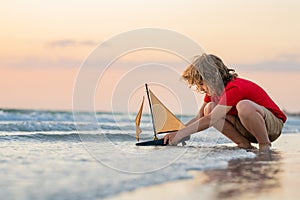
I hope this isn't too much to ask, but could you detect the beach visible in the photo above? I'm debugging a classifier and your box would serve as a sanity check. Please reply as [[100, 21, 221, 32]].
[[2, 0, 300, 199], [106, 134, 300, 200], [0, 109, 299, 200]]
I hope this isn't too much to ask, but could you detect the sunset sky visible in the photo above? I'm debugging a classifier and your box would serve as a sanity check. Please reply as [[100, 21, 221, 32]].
[[1, 0, 300, 114]]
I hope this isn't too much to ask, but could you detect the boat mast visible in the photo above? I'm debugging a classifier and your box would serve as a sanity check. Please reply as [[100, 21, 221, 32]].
[[145, 83, 158, 140]]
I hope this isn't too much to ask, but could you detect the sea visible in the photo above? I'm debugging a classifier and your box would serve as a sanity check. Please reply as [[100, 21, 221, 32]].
[[0, 108, 299, 200]]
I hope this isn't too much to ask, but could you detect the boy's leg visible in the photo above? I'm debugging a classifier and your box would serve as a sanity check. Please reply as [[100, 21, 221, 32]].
[[236, 100, 271, 150], [204, 103, 252, 148], [212, 115, 252, 148]]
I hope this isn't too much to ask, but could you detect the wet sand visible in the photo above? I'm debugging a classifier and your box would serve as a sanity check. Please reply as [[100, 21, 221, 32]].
[[106, 134, 300, 200]]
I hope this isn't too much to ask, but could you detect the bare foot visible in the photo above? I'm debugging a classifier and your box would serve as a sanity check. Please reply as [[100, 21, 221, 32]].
[[237, 142, 254, 149], [259, 144, 271, 153]]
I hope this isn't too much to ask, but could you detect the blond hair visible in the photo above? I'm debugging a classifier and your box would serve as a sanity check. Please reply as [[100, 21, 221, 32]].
[[182, 54, 238, 96]]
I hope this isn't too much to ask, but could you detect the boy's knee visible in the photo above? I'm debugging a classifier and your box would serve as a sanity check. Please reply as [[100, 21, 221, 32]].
[[236, 100, 255, 117], [236, 100, 251, 112], [236, 100, 264, 118]]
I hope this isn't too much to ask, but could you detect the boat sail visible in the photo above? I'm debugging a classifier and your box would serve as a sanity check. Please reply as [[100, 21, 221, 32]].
[[135, 96, 144, 141], [135, 83, 186, 146]]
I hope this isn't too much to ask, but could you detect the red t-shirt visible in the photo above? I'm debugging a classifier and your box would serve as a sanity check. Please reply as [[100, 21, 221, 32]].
[[204, 78, 287, 122]]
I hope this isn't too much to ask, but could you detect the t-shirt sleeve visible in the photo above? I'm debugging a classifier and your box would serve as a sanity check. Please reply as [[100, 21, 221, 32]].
[[204, 94, 211, 103], [218, 85, 242, 106]]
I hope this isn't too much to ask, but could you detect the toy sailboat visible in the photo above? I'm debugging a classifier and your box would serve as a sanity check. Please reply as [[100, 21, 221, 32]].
[[135, 83, 188, 146]]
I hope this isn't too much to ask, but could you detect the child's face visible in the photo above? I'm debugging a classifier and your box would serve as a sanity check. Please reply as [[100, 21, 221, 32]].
[[197, 81, 211, 95]]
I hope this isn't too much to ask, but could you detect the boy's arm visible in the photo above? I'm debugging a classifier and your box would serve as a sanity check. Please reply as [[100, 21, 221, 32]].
[[184, 102, 207, 127], [166, 104, 232, 145]]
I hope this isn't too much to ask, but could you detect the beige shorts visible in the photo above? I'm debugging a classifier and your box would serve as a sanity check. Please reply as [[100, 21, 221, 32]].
[[234, 107, 284, 143]]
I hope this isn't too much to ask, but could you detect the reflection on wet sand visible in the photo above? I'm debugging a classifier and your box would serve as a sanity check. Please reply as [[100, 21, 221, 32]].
[[104, 135, 300, 200], [203, 150, 283, 199]]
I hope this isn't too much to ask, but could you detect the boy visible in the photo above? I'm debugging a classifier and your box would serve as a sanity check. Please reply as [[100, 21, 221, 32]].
[[164, 54, 286, 152]]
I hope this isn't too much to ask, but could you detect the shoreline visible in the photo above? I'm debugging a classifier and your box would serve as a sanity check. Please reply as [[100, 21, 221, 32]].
[[105, 134, 300, 200]]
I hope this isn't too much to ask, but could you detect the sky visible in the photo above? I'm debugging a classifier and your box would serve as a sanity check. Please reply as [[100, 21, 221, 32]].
[[1, 0, 300, 114]]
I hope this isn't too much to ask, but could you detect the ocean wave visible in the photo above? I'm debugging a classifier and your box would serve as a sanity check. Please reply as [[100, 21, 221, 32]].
[[0, 109, 123, 122], [0, 121, 149, 132], [0, 132, 137, 142], [0, 121, 76, 132], [0, 109, 300, 134], [0, 109, 179, 124], [0, 109, 74, 122]]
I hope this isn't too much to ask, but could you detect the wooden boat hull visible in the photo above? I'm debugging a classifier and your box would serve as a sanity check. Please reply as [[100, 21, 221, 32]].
[[135, 138, 167, 146]]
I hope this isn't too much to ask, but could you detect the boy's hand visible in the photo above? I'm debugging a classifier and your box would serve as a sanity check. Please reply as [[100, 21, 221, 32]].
[[163, 131, 177, 145]]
